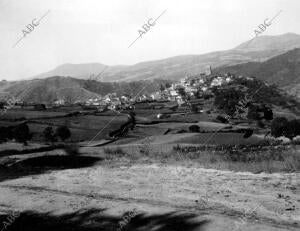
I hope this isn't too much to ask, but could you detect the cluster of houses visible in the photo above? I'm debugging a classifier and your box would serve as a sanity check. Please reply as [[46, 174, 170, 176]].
[[53, 93, 133, 111], [144, 66, 233, 105], [0, 67, 237, 112], [49, 66, 235, 110]]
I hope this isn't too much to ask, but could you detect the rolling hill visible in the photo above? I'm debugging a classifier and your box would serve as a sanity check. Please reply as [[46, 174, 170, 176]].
[[216, 48, 300, 97], [2, 33, 300, 103], [0, 77, 170, 103], [30, 33, 300, 82]]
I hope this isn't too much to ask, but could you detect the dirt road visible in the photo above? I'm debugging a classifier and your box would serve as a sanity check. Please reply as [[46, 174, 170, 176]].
[[0, 163, 299, 230]]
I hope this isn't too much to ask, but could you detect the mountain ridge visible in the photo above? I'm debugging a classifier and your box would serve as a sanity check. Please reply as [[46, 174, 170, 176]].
[[0, 76, 170, 103], [216, 48, 300, 98], [29, 33, 300, 82]]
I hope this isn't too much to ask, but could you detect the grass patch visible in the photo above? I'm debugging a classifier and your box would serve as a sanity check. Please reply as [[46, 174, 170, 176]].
[[171, 144, 300, 173], [106, 143, 300, 173], [103, 147, 127, 157]]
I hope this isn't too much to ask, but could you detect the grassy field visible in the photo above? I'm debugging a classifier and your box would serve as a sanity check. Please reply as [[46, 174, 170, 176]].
[[98, 142, 300, 173], [0, 108, 129, 142], [28, 114, 128, 142], [0, 109, 67, 120]]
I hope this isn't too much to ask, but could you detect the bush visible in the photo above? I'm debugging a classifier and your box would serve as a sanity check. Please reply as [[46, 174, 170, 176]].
[[214, 88, 244, 116], [271, 118, 300, 139], [216, 115, 229, 124], [203, 94, 212, 100], [189, 125, 200, 133], [263, 107, 273, 120], [271, 117, 288, 138], [256, 120, 265, 128], [139, 137, 152, 155], [13, 123, 32, 146], [176, 86, 186, 100], [247, 105, 262, 120], [191, 104, 198, 113], [104, 147, 126, 156], [283, 119, 300, 140], [43, 126, 57, 144], [63, 144, 80, 156], [176, 129, 187, 134], [0, 126, 13, 143], [56, 126, 71, 142]]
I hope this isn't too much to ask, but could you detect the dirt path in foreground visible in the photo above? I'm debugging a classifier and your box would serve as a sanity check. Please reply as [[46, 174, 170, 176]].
[[0, 163, 299, 230]]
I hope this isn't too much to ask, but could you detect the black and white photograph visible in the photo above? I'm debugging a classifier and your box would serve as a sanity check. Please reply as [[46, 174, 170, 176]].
[[0, 0, 299, 230]]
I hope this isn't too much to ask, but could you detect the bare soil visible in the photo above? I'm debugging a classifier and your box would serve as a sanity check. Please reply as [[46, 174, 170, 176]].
[[0, 153, 299, 231]]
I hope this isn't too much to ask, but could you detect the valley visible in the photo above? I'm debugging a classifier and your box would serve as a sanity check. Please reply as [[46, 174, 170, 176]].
[[1, 32, 300, 231]]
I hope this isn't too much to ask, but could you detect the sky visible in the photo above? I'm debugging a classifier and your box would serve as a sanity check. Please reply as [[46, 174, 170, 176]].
[[0, 0, 299, 80]]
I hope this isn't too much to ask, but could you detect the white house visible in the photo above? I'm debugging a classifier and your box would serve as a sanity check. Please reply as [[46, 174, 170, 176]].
[[169, 90, 178, 96], [54, 99, 65, 106], [150, 92, 162, 100], [201, 86, 208, 92], [211, 77, 225, 87]]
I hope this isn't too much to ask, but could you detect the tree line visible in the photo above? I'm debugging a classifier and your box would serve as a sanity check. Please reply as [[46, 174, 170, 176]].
[[0, 123, 71, 145]]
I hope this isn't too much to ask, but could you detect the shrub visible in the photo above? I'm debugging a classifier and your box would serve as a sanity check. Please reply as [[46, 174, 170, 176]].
[[104, 147, 126, 156], [191, 104, 198, 113], [0, 126, 13, 143], [214, 88, 244, 116], [263, 107, 273, 120], [63, 144, 80, 156], [43, 126, 57, 144], [175, 86, 186, 100], [256, 120, 265, 128], [56, 126, 71, 141], [13, 123, 32, 146], [176, 129, 187, 134], [216, 115, 229, 124], [247, 105, 262, 120], [203, 94, 211, 100], [283, 119, 300, 140], [271, 117, 288, 138], [189, 125, 200, 133], [243, 129, 254, 139], [139, 137, 153, 155]]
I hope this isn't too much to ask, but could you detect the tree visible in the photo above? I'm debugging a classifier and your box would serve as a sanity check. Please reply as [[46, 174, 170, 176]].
[[13, 123, 32, 146], [271, 117, 288, 138], [263, 106, 273, 120], [165, 83, 171, 89], [43, 126, 56, 144], [176, 86, 186, 100], [34, 104, 46, 110], [129, 111, 136, 130], [160, 84, 165, 92], [283, 119, 300, 140], [194, 89, 201, 99], [190, 79, 196, 86], [56, 126, 71, 141], [0, 127, 10, 143], [0, 102, 5, 109], [189, 125, 200, 133], [191, 104, 198, 113], [216, 115, 229, 124], [257, 120, 265, 128], [214, 88, 244, 117], [243, 129, 254, 138], [247, 105, 262, 120]]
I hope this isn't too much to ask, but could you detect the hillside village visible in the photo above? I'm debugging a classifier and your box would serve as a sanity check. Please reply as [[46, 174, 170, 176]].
[[81, 66, 236, 111], [1, 1, 300, 230], [34, 66, 236, 111], [0, 69, 242, 117]]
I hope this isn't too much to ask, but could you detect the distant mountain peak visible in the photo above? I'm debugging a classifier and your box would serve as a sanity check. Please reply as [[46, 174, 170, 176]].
[[234, 33, 300, 51], [29, 33, 300, 82]]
